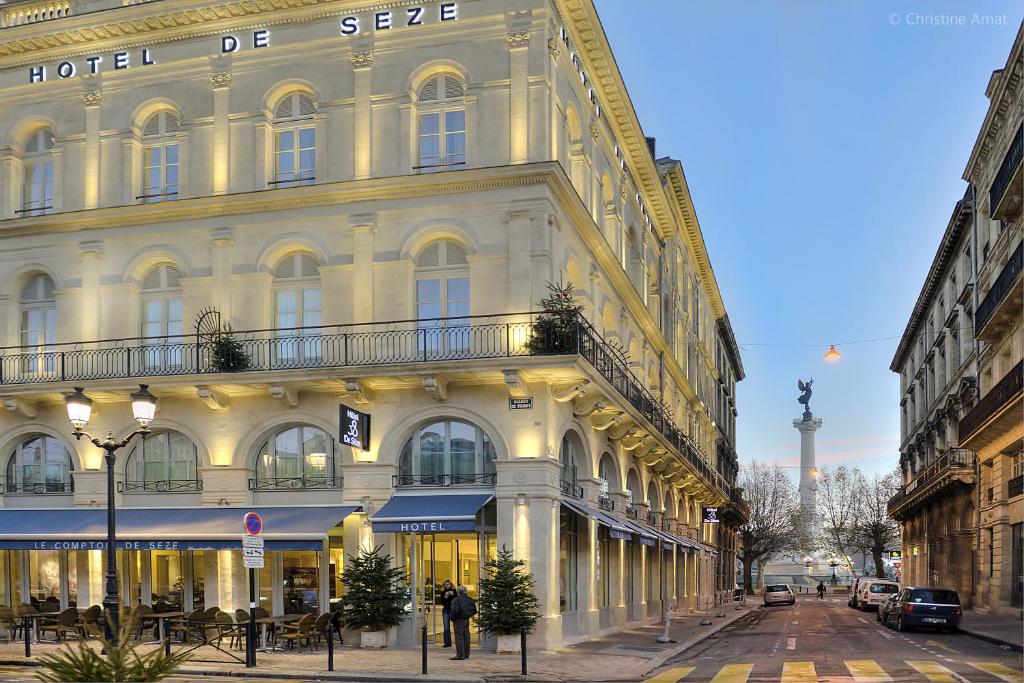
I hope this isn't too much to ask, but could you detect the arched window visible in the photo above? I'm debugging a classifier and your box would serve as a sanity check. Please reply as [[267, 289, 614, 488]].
[[5, 435, 73, 493], [140, 111, 180, 202], [625, 469, 641, 509], [559, 433, 581, 498], [416, 240, 469, 356], [123, 431, 199, 492], [22, 128, 54, 216], [20, 273, 56, 375], [254, 425, 339, 489], [416, 74, 465, 173], [646, 481, 659, 521], [398, 419, 496, 486], [273, 93, 316, 187], [273, 253, 321, 364], [141, 263, 183, 370]]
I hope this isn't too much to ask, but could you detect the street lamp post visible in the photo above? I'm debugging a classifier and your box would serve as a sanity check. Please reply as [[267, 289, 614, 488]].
[[829, 560, 839, 586], [64, 384, 158, 640]]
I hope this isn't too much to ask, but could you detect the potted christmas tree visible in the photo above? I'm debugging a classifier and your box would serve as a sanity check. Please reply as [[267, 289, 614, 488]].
[[477, 546, 540, 653], [209, 324, 251, 372], [338, 546, 407, 648], [526, 279, 583, 355]]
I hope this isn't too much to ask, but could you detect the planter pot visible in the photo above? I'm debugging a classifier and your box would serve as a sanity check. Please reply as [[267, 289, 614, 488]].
[[360, 630, 387, 649], [496, 633, 521, 654]]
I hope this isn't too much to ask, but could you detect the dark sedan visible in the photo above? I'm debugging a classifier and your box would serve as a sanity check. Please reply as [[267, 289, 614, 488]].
[[876, 594, 899, 624], [882, 587, 961, 633]]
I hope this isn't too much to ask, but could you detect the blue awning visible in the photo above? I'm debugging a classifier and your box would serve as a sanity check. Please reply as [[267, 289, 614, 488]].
[[560, 499, 632, 540], [622, 520, 658, 547], [0, 506, 360, 551], [370, 493, 493, 533]]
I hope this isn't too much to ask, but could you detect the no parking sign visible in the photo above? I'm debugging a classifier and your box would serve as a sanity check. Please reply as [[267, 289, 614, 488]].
[[244, 511, 263, 535]]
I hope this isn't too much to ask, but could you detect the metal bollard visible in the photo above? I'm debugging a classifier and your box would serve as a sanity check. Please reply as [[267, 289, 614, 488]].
[[163, 618, 171, 657], [23, 616, 30, 658], [520, 626, 527, 676], [326, 623, 334, 672], [421, 623, 428, 675]]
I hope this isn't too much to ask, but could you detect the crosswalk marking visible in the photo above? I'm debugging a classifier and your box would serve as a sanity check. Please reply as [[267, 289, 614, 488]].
[[646, 667, 694, 682], [845, 659, 893, 682], [907, 660, 958, 682], [781, 661, 816, 683], [709, 664, 752, 683], [969, 661, 1024, 682]]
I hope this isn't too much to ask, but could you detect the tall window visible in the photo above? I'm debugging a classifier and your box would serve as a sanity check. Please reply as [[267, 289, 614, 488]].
[[5, 436, 73, 493], [254, 425, 339, 489], [19, 274, 56, 375], [416, 240, 470, 356], [141, 112, 180, 202], [625, 470, 642, 509], [416, 74, 465, 173], [559, 433, 579, 491], [124, 431, 198, 492], [398, 419, 496, 485], [22, 129, 54, 216], [273, 93, 316, 187], [597, 454, 615, 500], [140, 263, 183, 371], [559, 506, 579, 613], [273, 253, 322, 364]]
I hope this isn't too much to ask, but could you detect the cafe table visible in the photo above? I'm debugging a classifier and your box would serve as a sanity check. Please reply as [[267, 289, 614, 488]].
[[22, 612, 61, 644], [254, 614, 303, 652], [144, 611, 185, 644]]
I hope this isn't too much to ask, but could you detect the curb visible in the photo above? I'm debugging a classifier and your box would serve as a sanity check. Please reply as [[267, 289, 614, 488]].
[[641, 606, 761, 676], [959, 627, 1024, 653], [175, 667, 485, 682]]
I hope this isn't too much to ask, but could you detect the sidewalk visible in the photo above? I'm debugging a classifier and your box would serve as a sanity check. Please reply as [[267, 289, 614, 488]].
[[0, 605, 759, 682], [959, 609, 1024, 652]]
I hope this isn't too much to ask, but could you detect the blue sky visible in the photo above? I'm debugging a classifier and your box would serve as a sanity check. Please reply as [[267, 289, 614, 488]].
[[594, 2, 1022, 476]]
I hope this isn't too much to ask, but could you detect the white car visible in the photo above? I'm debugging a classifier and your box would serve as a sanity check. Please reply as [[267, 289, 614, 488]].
[[763, 584, 796, 606], [856, 580, 900, 611]]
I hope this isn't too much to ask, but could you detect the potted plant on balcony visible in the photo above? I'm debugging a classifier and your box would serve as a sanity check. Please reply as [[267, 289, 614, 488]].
[[209, 324, 251, 372], [477, 546, 540, 653], [338, 545, 406, 648], [527, 279, 583, 354]]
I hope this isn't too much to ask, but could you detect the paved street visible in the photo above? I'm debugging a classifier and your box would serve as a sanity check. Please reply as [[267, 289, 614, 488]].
[[647, 597, 1023, 682]]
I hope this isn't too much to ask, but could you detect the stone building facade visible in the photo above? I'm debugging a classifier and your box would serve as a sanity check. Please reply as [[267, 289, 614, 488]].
[[0, 0, 748, 648]]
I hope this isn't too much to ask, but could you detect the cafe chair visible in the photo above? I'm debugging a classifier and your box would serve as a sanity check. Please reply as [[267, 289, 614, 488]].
[[39, 607, 80, 642], [231, 610, 249, 650], [173, 608, 203, 642], [78, 605, 103, 640], [0, 606, 20, 642], [280, 613, 315, 652], [310, 613, 333, 652], [133, 604, 157, 640]]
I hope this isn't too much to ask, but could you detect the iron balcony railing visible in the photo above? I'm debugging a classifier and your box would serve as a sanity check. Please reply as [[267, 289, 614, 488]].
[[625, 506, 640, 520], [118, 479, 202, 493], [598, 497, 615, 511], [975, 241, 1023, 335], [0, 311, 727, 496], [1, 479, 73, 494], [560, 479, 584, 499], [248, 475, 342, 491], [990, 122, 1023, 214], [888, 448, 975, 513], [393, 474, 496, 487], [959, 360, 1023, 441], [1009, 475, 1023, 499], [645, 511, 659, 526]]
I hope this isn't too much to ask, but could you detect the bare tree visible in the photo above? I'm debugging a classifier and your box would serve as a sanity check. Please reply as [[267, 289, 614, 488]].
[[736, 462, 799, 595], [816, 466, 867, 576], [852, 470, 901, 578]]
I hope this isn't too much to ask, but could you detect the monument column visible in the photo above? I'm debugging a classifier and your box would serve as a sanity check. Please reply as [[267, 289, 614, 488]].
[[793, 415, 823, 513]]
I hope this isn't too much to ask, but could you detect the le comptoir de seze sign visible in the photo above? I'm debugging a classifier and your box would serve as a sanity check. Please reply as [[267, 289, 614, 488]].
[[26, 2, 458, 83]]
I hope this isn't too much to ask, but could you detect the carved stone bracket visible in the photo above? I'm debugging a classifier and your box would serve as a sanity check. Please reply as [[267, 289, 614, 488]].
[[350, 50, 374, 69], [505, 30, 530, 49], [82, 90, 102, 106], [196, 386, 228, 410], [423, 376, 448, 401], [546, 37, 560, 59], [551, 380, 589, 403], [573, 395, 606, 417], [608, 423, 637, 441], [590, 411, 622, 431], [503, 370, 527, 398], [209, 72, 232, 88], [3, 397, 36, 418], [339, 380, 373, 404], [269, 384, 299, 407], [620, 433, 650, 451]]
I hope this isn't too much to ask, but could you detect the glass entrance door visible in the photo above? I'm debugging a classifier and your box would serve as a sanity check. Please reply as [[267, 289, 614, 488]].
[[406, 532, 491, 644]]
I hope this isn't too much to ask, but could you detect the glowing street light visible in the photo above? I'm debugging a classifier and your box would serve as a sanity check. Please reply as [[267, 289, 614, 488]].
[[823, 345, 842, 362]]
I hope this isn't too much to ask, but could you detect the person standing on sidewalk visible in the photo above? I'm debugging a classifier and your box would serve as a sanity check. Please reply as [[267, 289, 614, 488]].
[[449, 585, 476, 660], [440, 580, 456, 648], [817, 582, 826, 599]]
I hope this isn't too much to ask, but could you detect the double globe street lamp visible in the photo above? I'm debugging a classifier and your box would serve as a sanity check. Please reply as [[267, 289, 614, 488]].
[[64, 384, 158, 638]]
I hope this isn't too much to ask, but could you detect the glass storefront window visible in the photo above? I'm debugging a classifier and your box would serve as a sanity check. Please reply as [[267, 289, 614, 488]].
[[644, 547, 654, 603], [29, 550, 60, 611], [598, 527, 610, 609], [559, 508, 578, 613], [625, 540, 634, 604], [258, 562, 272, 613], [283, 551, 320, 614], [151, 550, 185, 610], [329, 537, 344, 607], [67, 554, 78, 607], [192, 551, 206, 611], [0, 550, 10, 606]]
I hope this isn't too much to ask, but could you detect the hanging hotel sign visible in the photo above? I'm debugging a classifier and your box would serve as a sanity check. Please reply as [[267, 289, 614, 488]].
[[702, 506, 720, 524], [26, 2, 458, 83], [340, 404, 371, 451]]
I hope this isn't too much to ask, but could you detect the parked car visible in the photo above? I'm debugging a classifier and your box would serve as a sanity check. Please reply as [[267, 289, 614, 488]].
[[877, 594, 899, 623], [763, 584, 796, 606], [882, 587, 961, 633], [856, 580, 900, 611], [849, 576, 872, 608]]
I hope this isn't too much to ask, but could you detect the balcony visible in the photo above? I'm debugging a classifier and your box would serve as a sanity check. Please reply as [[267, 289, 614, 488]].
[[888, 448, 975, 520], [0, 479, 73, 494], [393, 474, 495, 488], [1009, 476, 1023, 499], [959, 361, 1023, 448], [990, 122, 1023, 221], [975, 241, 1023, 341], [0, 312, 730, 499], [249, 475, 342, 491], [598, 497, 615, 512], [560, 479, 583, 499], [625, 506, 641, 520], [118, 479, 202, 493]]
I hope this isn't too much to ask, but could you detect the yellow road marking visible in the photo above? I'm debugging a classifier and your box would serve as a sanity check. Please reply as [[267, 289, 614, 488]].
[[926, 639, 959, 654], [968, 662, 1024, 683], [709, 664, 753, 683], [781, 661, 817, 683], [647, 667, 695, 682], [845, 659, 893, 682], [907, 660, 957, 682]]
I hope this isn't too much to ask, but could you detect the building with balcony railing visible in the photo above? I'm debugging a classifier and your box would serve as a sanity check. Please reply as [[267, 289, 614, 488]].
[[0, 0, 747, 649], [961, 22, 1023, 615]]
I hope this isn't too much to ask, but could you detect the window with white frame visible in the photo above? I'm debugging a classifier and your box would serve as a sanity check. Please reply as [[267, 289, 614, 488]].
[[140, 263, 184, 370], [5, 435, 73, 493], [124, 431, 199, 492], [22, 129, 54, 216], [273, 93, 316, 187], [254, 425, 339, 489], [19, 274, 56, 375], [416, 240, 470, 356], [273, 253, 322, 363], [141, 112, 180, 202], [416, 74, 466, 173], [397, 419, 496, 485]]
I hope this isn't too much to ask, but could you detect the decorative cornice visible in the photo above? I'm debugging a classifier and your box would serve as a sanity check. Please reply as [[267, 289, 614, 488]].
[[350, 50, 373, 69], [505, 30, 530, 49], [81, 89, 102, 106], [209, 71, 232, 88]]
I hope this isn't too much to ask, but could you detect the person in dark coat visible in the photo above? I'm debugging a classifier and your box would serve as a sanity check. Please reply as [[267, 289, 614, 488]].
[[449, 585, 476, 660], [439, 580, 456, 648], [817, 581, 826, 599]]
